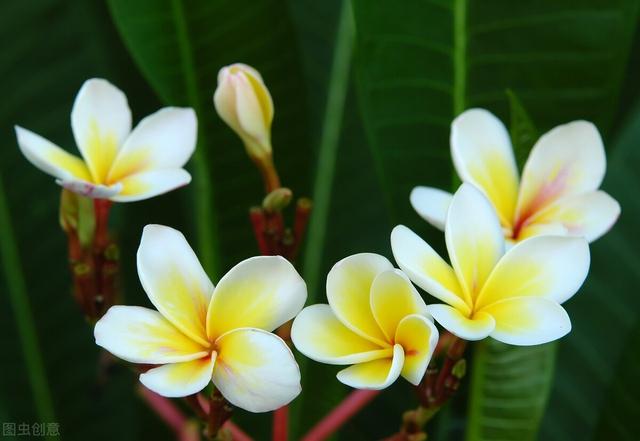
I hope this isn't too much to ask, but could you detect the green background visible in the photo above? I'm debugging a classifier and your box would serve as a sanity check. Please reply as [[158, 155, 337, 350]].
[[1, 0, 639, 440]]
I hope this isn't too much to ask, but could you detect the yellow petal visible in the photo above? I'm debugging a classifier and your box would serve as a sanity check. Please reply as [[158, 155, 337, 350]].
[[475, 235, 590, 309], [15, 126, 93, 182], [71, 79, 132, 183], [213, 328, 300, 413], [326, 253, 393, 346], [107, 107, 196, 184], [139, 353, 216, 398], [526, 190, 620, 243], [137, 225, 214, 347], [451, 109, 519, 227], [110, 169, 191, 203], [94, 305, 208, 364], [445, 184, 504, 302], [394, 314, 439, 385], [479, 297, 571, 345], [336, 344, 404, 390], [515, 121, 606, 230], [291, 305, 391, 365], [391, 226, 470, 315], [370, 269, 428, 342], [206, 256, 306, 340], [427, 304, 495, 341]]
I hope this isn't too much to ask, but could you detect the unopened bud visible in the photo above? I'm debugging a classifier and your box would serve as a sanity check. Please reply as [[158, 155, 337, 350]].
[[214, 63, 274, 161], [263, 188, 292, 212]]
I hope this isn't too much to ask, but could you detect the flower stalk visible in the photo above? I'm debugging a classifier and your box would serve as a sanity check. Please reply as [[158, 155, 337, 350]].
[[62, 190, 119, 320]]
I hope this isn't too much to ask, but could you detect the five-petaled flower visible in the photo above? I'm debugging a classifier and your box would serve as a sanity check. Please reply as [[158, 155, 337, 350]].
[[410, 108, 620, 244], [15, 78, 196, 201], [291, 254, 439, 389], [94, 225, 307, 412], [393, 184, 590, 345]]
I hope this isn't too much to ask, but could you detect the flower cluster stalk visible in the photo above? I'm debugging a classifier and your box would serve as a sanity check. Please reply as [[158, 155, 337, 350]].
[[62, 192, 119, 320]]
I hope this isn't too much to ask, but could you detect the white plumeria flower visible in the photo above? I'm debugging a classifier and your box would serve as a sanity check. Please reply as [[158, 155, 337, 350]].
[[15, 79, 196, 201], [393, 184, 590, 345], [94, 225, 307, 412], [291, 253, 439, 390], [411, 108, 620, 244]]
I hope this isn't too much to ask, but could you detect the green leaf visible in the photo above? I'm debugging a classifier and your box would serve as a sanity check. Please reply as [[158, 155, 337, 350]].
[[352, 1, 639, 440], [0, 172, 56, 438], [540, 98, 640, 440]]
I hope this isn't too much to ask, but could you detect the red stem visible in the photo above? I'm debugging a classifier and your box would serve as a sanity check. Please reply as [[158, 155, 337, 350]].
[[273, 406, 289, 441], [301, 390, 380, 441], [138, 386, 191, 437]]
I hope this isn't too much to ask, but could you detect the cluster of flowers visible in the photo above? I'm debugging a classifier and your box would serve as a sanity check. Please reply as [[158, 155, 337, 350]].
[[15, 65, 619, 414]]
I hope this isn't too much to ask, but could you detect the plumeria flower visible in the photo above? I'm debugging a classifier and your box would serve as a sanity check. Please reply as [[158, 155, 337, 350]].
[[15, 79, 196, 201], [393, 184, 590, 345], [411, 108, 620, 244], [94, 225, 306, 412], [291, 254, 439, 389]]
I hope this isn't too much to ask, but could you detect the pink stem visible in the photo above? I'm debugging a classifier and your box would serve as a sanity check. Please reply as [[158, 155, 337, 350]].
[[137, 386, 193, 439], [225, 421, 254, 441], [301, 390, 380, 441], [273, 406, 289, 441]]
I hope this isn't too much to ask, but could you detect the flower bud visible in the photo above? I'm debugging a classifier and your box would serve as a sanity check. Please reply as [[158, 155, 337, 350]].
[[214, 63, 274, 161], [262, 187, 293, 212]]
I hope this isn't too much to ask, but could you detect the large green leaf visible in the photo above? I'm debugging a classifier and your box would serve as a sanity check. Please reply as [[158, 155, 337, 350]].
[[540, 99, 640, 441], [0, 1, 175, 440], [352, 1, 639, 440]]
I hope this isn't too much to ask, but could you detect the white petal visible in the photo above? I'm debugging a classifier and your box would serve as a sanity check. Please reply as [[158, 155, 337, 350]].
[[370, 269, 429, 342], [427, 304, 495, 341], [139, 353, 216, 398], [445, 184, 504, 302], [336, 344, 404, 390], [107, 107, 197, 183], [476, 235, 590, 308], [212, 328, 300, 413], [391, 225, 469, 314], [137, 225, 214, 347], [206, 256, 306, 340], [71, 79, 132, 183], [94, 305, 208, 364], [108, 168, 191, 202], [528, 190, 620, 243], [325, 253, 393, 346], [410, 186, 452, 230], [481, 297, 571, 346], [516, 121, 606, 223], [395, 314, 439, 385], [15, 126, 92, 182], [291, 304, 391, 365], [450, 109, 519, 226]]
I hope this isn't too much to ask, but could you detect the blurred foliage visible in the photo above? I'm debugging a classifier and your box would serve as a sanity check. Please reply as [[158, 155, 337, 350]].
[[1, 1, 640, 441]]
